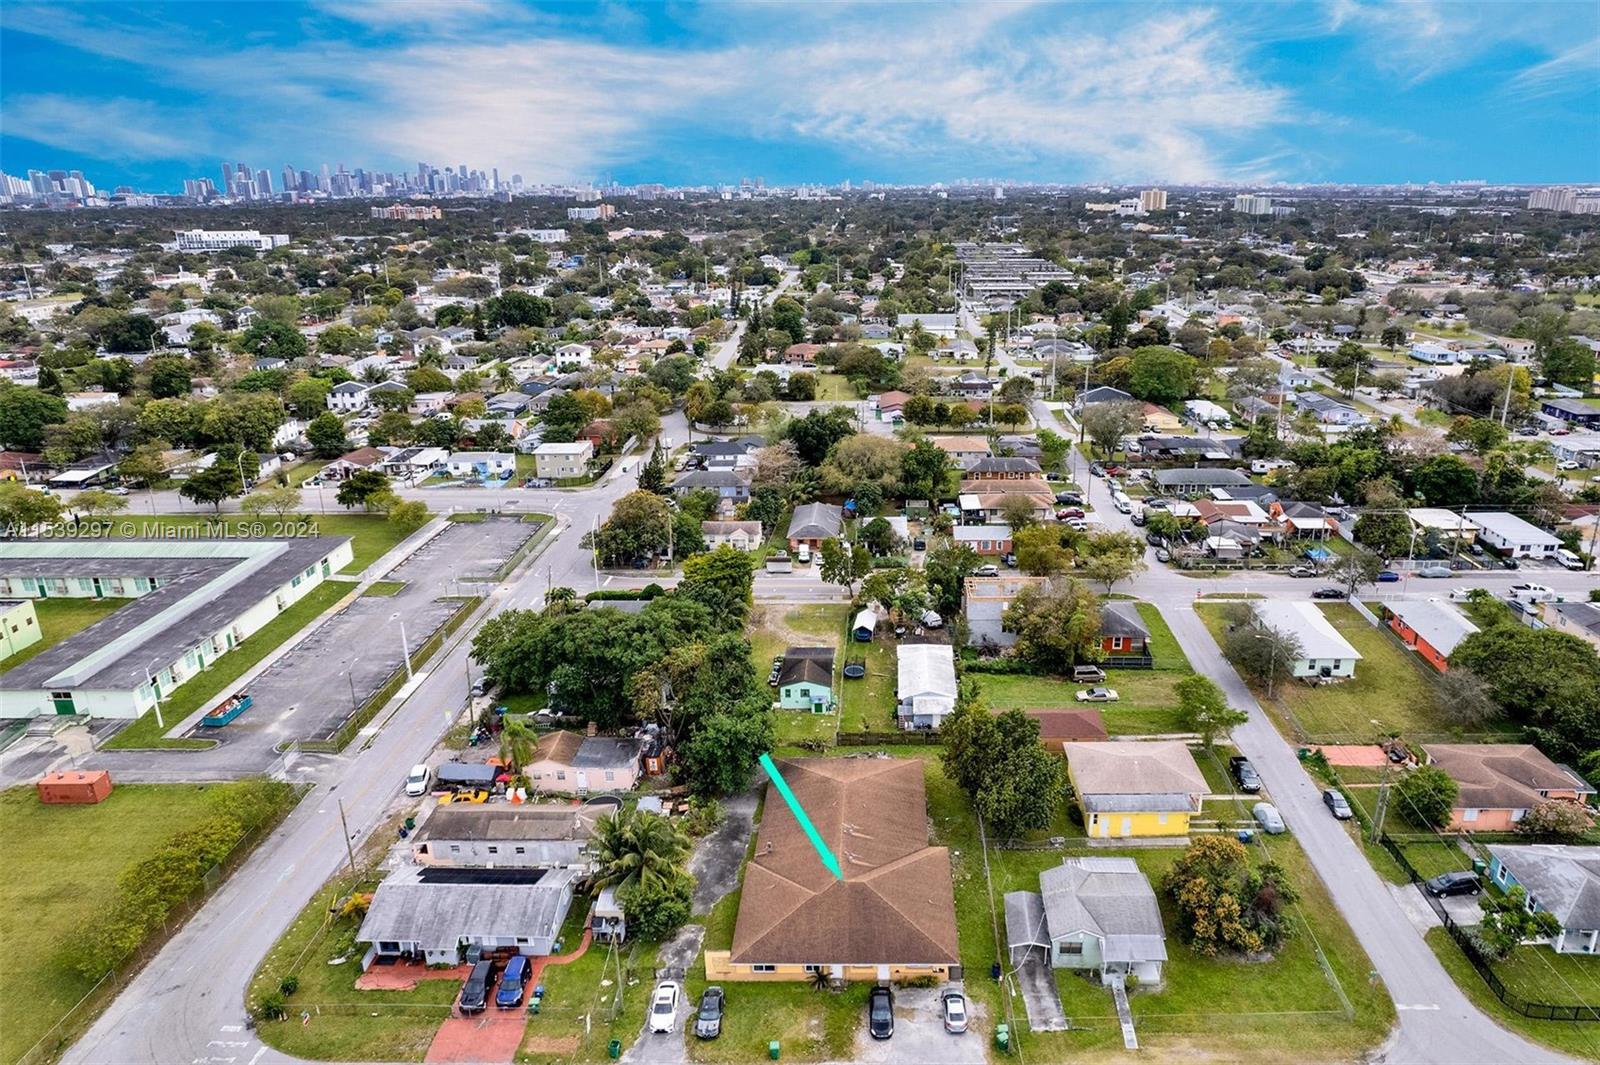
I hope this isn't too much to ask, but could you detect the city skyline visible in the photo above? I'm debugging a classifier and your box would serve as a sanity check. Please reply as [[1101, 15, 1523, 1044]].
[[2, 1, 1597, 190]]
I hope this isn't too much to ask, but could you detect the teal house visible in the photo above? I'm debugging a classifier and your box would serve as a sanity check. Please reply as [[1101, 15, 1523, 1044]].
[[778, 647, 834, 712]]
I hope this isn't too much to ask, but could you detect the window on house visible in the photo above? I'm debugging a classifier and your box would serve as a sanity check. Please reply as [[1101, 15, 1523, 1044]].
[[1061, 942, 1084, 955], [751, 964, 776, 973], [488, 846, 498, 854], [1463, 808, 1479, 822], [803, 965, 822, 973], [515, 847, 525, 855], [449, 844, 460, 853], [556, 770, 566, 781]]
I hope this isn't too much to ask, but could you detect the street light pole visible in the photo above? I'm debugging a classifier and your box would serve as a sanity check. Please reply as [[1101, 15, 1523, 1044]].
[[392, 613, 412, 680], [144, 663, 165, 730]]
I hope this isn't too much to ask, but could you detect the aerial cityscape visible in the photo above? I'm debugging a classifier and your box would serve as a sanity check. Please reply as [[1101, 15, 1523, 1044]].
[[1, 3, 1598, 1065]]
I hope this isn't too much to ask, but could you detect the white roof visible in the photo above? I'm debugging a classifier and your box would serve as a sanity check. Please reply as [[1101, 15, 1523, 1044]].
[[953, 524, 1012, 540], [1251, 600, 1363, 663], [1408, 508, 1479, 533], [1464, 511, 1561, 547], [1386, 599, 1479, 657], [532, 441, 592, 455], [897, 644, 956, 701]]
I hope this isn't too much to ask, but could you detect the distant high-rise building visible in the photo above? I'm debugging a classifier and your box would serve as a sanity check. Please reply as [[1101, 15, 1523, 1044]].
[[282, 165, 298, 194], [174, 228, 290, 252], [1527, 187, 1579, 212], [220, 162, 233, 197], [256, 169, 273, 197], [567, 203, 616, 221], [1233, 193, 1274, 215], [1140, 188, 1168, 212]]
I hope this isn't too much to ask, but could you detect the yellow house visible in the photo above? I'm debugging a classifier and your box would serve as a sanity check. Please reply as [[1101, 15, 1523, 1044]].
[[1063, 741, 1207, 838], [703, 757, 960, 984]]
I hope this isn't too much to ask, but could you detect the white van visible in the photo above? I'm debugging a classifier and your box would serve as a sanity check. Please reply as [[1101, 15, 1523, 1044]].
[[1112, 491, 1133, 515], [1555, 548, 1585, 571], [795, 543, 811, 564]]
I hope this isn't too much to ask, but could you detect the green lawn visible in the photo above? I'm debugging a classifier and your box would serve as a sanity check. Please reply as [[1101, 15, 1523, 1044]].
[[813, 373, 859, 402], [362, 580, 406, 597], [1425, 929, 1600, 1061], [976, 602, 1194, 736], [917, 751, 1394, 1063], [0, 597, 131, 674], [0, 784, 284, 1064], [1490, 946, 1600, 1010], [283, 459, 329, 486], [1198, 602, 1516, 744], [104, 513, 416, 574], [103, 580, 351, 750], [747, 604, 848, 745]]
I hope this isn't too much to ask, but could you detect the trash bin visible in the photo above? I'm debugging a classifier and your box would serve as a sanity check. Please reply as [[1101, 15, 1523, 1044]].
[[1472, 858, 1487, 876], [1296, 748, 1310, 762], [990, 962, 1001, 980], [768, 1040, 780, 1060], [404, 816, 415, 830], [995, 1023, 1010, 1052], [529, 1000, 540, 1015], [1237, 828, 1255, 843], [607, 1038, 621, 1059]]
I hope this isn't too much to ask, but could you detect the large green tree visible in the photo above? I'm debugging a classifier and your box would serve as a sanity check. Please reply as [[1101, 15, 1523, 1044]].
[[1127, 345, 1198, 405], [1001, 578, 1102, 670], [940, 686, 1066, 837]]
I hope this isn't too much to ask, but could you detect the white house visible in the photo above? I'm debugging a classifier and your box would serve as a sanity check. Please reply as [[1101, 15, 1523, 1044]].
[[701, 521, 764, 551], [1410, 342, 1460, 365], [896, 644, 958, 730], [532, 441, 594, 480], [327, 380, 375, 413], [445, 451, 516, 479], [1183, 399, 1232, 427], [1466, 511, 1563, 560], [1251, 600, 1363, 679]]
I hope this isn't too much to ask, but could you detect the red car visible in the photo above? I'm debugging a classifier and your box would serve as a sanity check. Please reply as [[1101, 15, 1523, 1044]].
[[1056, 507, 1085, 520], [1104, 465, 1126, 476]]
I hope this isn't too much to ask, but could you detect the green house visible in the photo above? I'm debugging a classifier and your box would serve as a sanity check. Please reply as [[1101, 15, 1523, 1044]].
[[778, 647, 834, 712]]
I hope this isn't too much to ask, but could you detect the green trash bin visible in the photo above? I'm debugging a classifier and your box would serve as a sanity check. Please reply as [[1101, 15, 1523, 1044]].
[[768, 1040, 780, 1060], [995, 1022, 1010, 1053], [607, 1038, 621, 1059]]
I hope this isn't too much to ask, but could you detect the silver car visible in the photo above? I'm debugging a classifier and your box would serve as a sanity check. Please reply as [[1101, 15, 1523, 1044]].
[[1252, 802, 1286, 834]]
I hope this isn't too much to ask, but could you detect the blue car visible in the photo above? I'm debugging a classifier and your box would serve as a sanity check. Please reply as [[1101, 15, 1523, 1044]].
[[495, 955, 529, 1009], [1375, 570, 1401, 583]]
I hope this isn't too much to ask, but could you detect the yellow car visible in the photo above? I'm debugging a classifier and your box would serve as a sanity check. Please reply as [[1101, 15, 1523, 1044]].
[[442, 788, 490, 804]]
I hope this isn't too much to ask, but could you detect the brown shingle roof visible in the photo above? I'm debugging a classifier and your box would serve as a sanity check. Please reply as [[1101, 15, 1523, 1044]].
[[532, 730, 584, 767], [1019, 709, 1109, 745], [729, 758, 959, 967], [1423, 744, 1592, 811]]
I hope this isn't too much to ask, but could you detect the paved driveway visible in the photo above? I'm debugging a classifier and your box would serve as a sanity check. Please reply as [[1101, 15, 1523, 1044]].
[[853, 984, 980, 1065], [1011, 946, 1068, 1033], [620, 924, 704, 1065]]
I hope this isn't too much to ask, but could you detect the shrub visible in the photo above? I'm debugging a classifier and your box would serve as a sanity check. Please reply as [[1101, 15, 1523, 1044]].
[[620, 875, 693, 941], [278, 975, 300, 996], [1393, 766, 1458, 830], [256, 992, 288, 1021]]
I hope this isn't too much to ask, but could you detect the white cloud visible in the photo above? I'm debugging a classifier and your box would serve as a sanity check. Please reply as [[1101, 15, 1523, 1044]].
[[3, 94, 202, 159], [1507, 37, 1600, 99]]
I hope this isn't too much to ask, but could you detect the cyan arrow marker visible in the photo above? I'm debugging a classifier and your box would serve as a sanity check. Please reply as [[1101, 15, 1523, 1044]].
[[759, 753, 843, 880]]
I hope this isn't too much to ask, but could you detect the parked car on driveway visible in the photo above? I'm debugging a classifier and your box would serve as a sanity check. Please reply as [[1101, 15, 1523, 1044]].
[[942, 991, 968, 1034], [1230, 756, 1262, 793], [1252, 802, 1286, 834], [1323, 789, 1353, 820], [1311, 587, 1346, 600], [974, 564, 999, 578], [1557, 460, 1581, 470], [1509, 583, 1557, 603], [694, 986, 725, 1039], [458, 960, 494, 1015], [496, 955, 529, 1009], [1425, 871, 1481, 898], [1055, 491, 1083, 505], [868, 986, 894, 1040], [1076, 687, 1120, 702], [649, 981, 681, 1034]]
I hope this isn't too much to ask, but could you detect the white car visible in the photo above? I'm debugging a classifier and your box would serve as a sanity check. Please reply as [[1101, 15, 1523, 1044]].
[[404, 764, 431, 796], [648, 981, 681, 1034], [1508, 583, 1557, 603], [1556, 460, 1581, 471], [1075, 687, 1120, 703]]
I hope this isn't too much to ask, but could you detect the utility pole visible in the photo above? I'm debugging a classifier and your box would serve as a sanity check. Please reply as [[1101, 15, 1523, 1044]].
[[1498, 366, 1515, 428], [337, 797, 358, 878], [1370, 762, 1391, 843]]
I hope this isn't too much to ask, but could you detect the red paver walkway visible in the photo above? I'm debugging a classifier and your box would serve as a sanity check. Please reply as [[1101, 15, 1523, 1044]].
[[356, 960, 472, 991], [1312, 744, 1391, 767], [422, 928, 594, 1064]]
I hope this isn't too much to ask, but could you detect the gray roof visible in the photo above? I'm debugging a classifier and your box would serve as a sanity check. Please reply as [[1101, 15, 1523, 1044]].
[[0, 539, 349, 692], [1550, 601, 1600, 637], [787, 502, 843, 540], [1487, 845, 1600, 930], [1079, 386, 1134, 405], [1152, 467, 1253, 488], [969, 456, 1042, 476], [357, 864, 579, 952], [1100, 602, 1150, 640], [571, 736, 642, 770], [415, 806, 600, 844], [778, 646, 834, 688], [672, 469, 750, 489], [1007, 857, 1167, 964]]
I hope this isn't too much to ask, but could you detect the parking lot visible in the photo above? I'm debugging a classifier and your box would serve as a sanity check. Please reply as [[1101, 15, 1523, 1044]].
[[853, 984, 979, 1064]]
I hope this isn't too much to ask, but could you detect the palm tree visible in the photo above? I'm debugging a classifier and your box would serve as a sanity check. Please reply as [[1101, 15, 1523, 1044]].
[[494, 365, 515, 392], [588, 808, 691, 898], [499, 718, 537, 776], [544, 585, 577, 608]]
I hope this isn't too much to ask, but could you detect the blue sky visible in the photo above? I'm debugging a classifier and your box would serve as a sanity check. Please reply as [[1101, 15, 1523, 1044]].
[[2, 1, 1596, 191]]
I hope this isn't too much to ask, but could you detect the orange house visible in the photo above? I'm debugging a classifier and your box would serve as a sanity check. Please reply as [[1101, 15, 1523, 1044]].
[[1423, 744, 1597, 832], [1380, 601, 1478, 674]]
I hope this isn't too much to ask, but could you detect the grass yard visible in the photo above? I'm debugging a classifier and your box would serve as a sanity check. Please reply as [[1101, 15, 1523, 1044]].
[[1425, 929, 1600, 1061], [283, 459, 329, 486], [915, 750, 1394, 1063], [0, 784, 283, 1064], [362, 580, 406, 597], [976, 602, 1194, 736], [109, 513, 416, 574], [813, 373, 859, 402], [747, 604, 848, 744], [1198, 602, 1515, 743], [0, 597, 131, 674], [1491, 946, 1600, 1010], [838, 634, 897, 732], [104, 580, 351, 750]]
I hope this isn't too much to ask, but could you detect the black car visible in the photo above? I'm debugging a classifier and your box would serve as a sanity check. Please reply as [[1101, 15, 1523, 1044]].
[[1425, 871, 1481, 898], [1055, 491, 1083, 505], [868, 986, 894, 1039], [694, 986, 725, 1039], [458, 960, 495, 1014], [1311, 587, 1346, 600], [1145, 532, 1166, 547], [1229, 756, 1262, 793], [1143, 496, 1169, 509]]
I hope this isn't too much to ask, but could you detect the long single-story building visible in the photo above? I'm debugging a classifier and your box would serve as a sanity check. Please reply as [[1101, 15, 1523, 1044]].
[[1485, 845, 1600, 955], [1464, 511, 1562, 560], [411, 805, 602, 870], [896, 643, 958, 730], [356, 864, 581, 967], [1423, 744, 1596, 832], [1250, 600, 1363, 679], [1064, 741, 1207, 839], [0, 538, 352, 720], [1381, 599, 1478, 673], [1150, 467, 1253, 497]]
